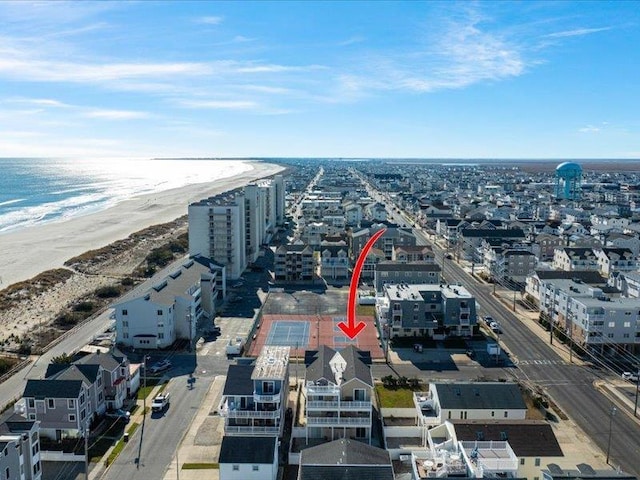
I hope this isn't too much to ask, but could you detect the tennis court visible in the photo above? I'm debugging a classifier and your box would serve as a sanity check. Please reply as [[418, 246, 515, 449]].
[[265, 320, 311, 348]]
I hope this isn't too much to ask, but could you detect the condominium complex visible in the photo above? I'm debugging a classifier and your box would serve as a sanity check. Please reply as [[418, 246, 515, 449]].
[[189, 175, 286, 279]]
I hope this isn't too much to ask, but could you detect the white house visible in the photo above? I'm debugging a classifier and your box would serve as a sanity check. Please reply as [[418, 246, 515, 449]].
[[218, 436, 278, 480]]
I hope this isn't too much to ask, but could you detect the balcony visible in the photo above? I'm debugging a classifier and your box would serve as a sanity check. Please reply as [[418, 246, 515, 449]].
[[220, 408, 280, 418], [254, 392, 281, 403], [306, 385, 340, 396], [306, 416, 370, 426], [224, 426, 280, 435], [306, 400, 371, 410]]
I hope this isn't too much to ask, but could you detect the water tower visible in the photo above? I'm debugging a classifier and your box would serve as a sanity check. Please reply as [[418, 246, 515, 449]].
[[555, 162, 582, 200]]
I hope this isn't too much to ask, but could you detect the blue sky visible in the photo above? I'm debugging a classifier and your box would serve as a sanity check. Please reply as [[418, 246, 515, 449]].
[[0, 1, 638, 159]]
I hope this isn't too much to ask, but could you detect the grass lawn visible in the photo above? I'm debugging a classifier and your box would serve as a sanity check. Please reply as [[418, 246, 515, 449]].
[[136, 378, 160, 400], [356, 304, 375, 316], [375, 385, 415, 408], [182, 463, 219, 470]]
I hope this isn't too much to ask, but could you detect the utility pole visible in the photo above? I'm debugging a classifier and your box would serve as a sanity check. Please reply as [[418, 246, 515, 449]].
[[634, 368, 640, 417], [606, 406, 617, 464], [84, 419, 89, 480], [142, 355, 148, 414]]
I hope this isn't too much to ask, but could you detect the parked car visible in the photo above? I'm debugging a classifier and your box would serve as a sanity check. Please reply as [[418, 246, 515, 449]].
[[490, 322, 502, 334], [151, 393, 170, 412], [621, 372, 639, 382], [149, 359, 172, 374], [105, 408, 130, 422], [465, 349, 475, 358], [484, 315, 494, 325]]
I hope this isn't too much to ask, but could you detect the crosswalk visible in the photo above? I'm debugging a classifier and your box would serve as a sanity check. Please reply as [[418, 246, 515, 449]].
[[515, 359, 567, 366]]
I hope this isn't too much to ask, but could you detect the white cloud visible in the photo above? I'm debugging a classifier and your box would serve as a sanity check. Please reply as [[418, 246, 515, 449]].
[[579, 125, 601, 133], [195, 16, 223, 25], [337, 36, 365, 47], [545, 27, 611, 38], [83, 109, 149, 120]]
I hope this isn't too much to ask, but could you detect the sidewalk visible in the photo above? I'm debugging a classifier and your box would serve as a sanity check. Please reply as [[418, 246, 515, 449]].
[[162, 375, 226, 480]]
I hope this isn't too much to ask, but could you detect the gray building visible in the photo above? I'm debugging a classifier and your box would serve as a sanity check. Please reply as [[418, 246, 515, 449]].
[[377, 283, 477, 339], [374, 261, 441, 293], [0, 415, 42, 480]]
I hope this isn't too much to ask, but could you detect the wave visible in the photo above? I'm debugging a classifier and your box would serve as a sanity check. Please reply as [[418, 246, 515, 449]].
[[0, 198, 26, 207]]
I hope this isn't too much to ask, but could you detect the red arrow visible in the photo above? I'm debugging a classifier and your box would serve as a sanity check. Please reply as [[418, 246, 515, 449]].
[[338, 228, 387, 340]]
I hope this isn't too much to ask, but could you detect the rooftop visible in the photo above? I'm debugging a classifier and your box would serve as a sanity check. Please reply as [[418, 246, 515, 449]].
[[251, 346, 290, 380]]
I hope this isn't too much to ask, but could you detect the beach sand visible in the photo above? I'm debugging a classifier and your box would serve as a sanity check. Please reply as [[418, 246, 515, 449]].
[[0, 160, 284, 288], [0, 160, 284, 346]]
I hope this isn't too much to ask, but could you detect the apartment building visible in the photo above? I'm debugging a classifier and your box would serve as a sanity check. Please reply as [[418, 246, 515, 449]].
[[274, 244, 315, 282], [594, 247, 637, 277], [188, 193, 247, 279], [525, 270, 606, 309], [219, 346, 290, 437], [74, 351, 131, 410], [114, 256, 222, 349], [0, 415, 42, 480], [534, 233, 565, 261], [244, 183, 267, 263], [377, 283, 477, 339], [552, 248, 599, 272], [392, 245, 435, 263], [304, 346, 373, 444], [319, 245, 349, 281], [350, 225, 417, 262], [485, 249, 537, 284], [373, 261, 441, 294], [567, 296, 640, 353]]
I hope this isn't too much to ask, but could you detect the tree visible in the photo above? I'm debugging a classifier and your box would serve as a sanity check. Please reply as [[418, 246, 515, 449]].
[[52, 353, 73, 364]]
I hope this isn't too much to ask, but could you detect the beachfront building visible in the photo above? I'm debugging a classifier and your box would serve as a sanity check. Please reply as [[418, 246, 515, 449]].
[[218, 346, 290, 437], [0, 414, 42, 480], [373, 261, 441, 294], [189, 192, 247, 279], [303, 345, 374, 444], [218, 436, 279, 480], [114, 256, 223, 350], [376, 283, 477, 339]]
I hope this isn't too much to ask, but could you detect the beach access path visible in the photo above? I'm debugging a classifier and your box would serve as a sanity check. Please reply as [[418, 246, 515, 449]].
[[0, 160, 284, 288]]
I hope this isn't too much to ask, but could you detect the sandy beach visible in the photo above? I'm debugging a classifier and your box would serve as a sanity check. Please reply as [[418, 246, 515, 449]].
[[0, 160, 284, 288], [0, 160, 284, 347]]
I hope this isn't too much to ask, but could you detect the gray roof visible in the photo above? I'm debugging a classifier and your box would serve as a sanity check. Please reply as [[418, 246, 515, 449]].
[[452, 420, 563, 457], [0, 414, 36, 435], [300, 437, 391, 467], [461, 228, 525, 238], [306, 346, 372, 387], [49, 364, 101, 384], [75, 351, 123, 371], [534, 270, 606, 284], [300, 466, 394, 480], [219, 436, 276, 464], [376, 261, 441, 272], [222, 365, 254, 396], [23, 379, 84, 399], [433, 382, 526, 410]]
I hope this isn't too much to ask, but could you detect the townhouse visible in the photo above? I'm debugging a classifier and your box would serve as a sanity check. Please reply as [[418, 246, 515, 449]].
[[218, 346, 290, 437], [303, 345, 373, 444], [274, 244, 315, 282], [552, 247, 599, 272], [594, 247, 637, 277]]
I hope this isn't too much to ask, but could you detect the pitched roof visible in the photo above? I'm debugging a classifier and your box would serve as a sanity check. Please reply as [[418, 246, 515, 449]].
[[301, 437, 391, 466], [219, 436, 276, 464], [75, 351, 123, 371], [305, 346, 372, 387], [460, 228, 525, 239], [339, 346, 373, 387], [305, 346, 337, 383], [433, 382, 526, 410], [222, 365, 254, 396], [23, 379, 84, 399], [452, 420, 563, 457], [49, 364, 101, 384]]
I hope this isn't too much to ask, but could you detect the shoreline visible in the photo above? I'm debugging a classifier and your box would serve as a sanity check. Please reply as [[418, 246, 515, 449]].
[[0, 160, 285, 288]]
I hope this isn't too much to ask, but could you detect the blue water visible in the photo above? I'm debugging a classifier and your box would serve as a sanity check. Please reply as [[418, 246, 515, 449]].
[[0, 158, 253, 233]]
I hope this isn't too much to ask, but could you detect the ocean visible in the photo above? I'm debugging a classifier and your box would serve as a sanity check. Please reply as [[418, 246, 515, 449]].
[[0, 158, 253, 234]]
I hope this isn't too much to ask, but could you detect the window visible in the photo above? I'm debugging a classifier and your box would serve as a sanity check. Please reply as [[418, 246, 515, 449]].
[[98, 392, 103, 401], [158, 333, 164, 339], [491, 411, 495, 417], [69, 414, 76, 422], [535, 458, 541, 466], [157, 310, 163, 315], [520, 458, 525, 465], [28, 414, 36, 420], [28, 398, 34, 408], [624, 321, 631, 328], [608, 321, 615, 328], [80, 394, 85, 404], [122, 309, 128, 315], [354, 389, 366, 401], [252, 465, 259, 471], [232, 465, 239, 471], [504, 411, 508, 418], [122, 320, 128, 327], [47, 399, 55, 409]]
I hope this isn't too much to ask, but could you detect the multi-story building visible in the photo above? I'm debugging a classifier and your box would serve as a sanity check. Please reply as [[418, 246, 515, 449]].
[[274, 244, 315, 282], [244, 183, 267, 263], [0, 415, 42, 480], [525, 270, 606, 309], [320, 245, 349, 281], [114, 256, 223, 349], [374, 261, 441, 294], [74, 351, 132, 410], [350, 225, 416, 262], [553, 247, 599, 272], [534, 233, 564, 261], [189, 193, 247, 279], [392, 246, 435, 263], [21, 380, 90, 440], [377, 284, 477, 339], [304, 346, 373, 444], [487, 249, 537, 285], [567, 296, 640, 353], [219, 346, 290, 437], [594, 247, 637, 277]]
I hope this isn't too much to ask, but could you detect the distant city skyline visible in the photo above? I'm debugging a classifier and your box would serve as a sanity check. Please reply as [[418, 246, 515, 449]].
[[0, 1, 638, 159]]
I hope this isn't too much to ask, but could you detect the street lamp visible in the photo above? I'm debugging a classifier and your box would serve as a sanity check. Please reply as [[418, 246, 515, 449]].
[[606, 406, 617, 465]]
